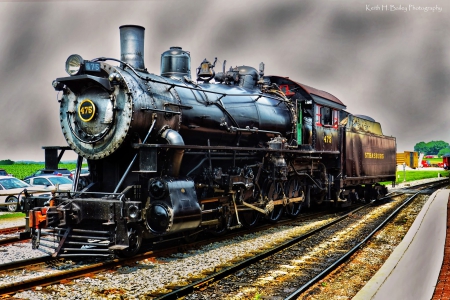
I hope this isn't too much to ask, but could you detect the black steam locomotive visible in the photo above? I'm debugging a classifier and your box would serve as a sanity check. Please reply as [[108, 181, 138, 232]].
[[26, 25, 396, 258]]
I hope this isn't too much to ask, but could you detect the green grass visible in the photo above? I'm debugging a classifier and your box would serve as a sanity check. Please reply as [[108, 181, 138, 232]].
[[0, 163, 79, 180], [0, 212, 25, 219], [427, 158, 443, 164], [395, 170, 449, 183]]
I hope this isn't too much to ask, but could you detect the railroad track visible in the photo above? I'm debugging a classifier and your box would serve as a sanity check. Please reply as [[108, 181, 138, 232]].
[[0, 225, 28, 247], [1, 178, 447, 298], [157, 179, 447, 299], [0, 208, 348, 296], [0, 225, 25, 235], [283, 191, 423, 299], [155, 203, 379, 299]]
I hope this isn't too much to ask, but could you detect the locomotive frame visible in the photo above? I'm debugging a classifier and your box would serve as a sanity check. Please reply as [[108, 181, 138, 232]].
[[24, 25, 396, 258]]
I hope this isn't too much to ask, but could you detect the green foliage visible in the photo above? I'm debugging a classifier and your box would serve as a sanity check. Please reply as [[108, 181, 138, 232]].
[[0, 163, 78, 180], [438, 148, 450, 157], [414, 140, 450, 155], [0, 159, 14, 165], [413, 141, 427, 153]]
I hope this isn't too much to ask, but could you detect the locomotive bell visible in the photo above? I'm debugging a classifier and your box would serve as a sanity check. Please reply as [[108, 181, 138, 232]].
[[196, 57, 217, 82], [198, 59, 213, 78]]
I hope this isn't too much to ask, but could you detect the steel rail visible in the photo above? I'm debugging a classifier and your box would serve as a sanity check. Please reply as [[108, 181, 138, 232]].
[[0, 236, 23, 247], [0, 256, 58, 273], [0, 225, 25, 235], [153, 203, 374, 300], [0, 226, 27, 246], [283, 190, 425, 299], [0, 207, 342, 296], [0, 203, 368, 297]]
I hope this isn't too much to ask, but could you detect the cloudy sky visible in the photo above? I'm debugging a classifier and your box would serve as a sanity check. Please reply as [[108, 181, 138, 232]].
[[0, 0, 449, 161]]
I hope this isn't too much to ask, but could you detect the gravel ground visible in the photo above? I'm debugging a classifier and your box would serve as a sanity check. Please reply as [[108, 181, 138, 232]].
[[0, 176, 446, 299], [182, 190, 421, 299], [9, 217, 335, 299], [299, 194, 430, 299], [0, 240, 48, 265], [0, 212, 26, 229]]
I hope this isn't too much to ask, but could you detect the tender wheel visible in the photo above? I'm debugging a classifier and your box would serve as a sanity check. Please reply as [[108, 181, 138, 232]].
[[374, 184, 387, 201], [264, 181, 284, 223], [119, 225, 143, 257], [6, 196, 19, 212], [364, 184, 373, 202], [284, 177, 302, 218]]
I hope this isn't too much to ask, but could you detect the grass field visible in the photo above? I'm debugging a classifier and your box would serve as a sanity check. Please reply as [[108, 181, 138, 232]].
[[0, 163, 77, 180], [395, 169, 448, 184], [426, 158, 444, 164], [0, 212, 25, 219]]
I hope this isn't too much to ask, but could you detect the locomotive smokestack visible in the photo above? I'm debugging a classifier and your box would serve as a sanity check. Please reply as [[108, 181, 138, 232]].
[[119, 25, 145, 70]]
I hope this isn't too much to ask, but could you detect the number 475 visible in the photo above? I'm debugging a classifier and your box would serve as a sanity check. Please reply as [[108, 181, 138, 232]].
[[81, 106, 93, 114]]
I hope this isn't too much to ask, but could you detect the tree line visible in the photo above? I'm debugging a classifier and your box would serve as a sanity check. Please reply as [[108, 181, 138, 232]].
[[414, 141, 450, 157]]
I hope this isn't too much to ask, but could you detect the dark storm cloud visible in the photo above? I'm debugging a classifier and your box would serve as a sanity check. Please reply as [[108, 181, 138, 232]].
[[329, 9, 398, 41], [259, 2, 312, 32], [0, 0, 449, 161], [0, 4, 54, 149]]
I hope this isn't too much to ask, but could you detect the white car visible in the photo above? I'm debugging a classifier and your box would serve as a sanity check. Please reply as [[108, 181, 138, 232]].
[[70, 167, 91, 189], [0, 176, 44, 212], [24, 175, 73, 192]]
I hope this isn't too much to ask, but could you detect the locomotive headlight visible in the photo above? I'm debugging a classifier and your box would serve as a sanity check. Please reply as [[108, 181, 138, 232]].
[[65, 54, 84, 76], [128, 205, 139, 219]]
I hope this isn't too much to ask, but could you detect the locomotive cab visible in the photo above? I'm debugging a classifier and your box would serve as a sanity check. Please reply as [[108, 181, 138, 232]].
[[265, 76, 345, 152]]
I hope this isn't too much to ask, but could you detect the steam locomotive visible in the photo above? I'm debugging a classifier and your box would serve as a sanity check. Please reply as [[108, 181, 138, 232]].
[[26, 25, 396, 258]]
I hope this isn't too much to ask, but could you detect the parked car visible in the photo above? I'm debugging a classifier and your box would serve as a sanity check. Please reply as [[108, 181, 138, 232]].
[[70, 167, 91, 189], [421, 160, 431, 167], [24, 168, 73, 181], [0, 176, 50, 212], [70, 167, 90, 177], [0, 169, 8, 176], [24, 175, 73, 192]]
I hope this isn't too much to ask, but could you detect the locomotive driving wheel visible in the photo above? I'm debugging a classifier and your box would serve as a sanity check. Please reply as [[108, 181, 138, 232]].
[[239, 186, 261, 228], [264, 180, 284, 223], [119, 225, 143, 257], [284, 176, 303, 218], [239, 210, 261, 228]]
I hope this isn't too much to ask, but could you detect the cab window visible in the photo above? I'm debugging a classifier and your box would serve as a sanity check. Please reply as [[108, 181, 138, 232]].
[[321, 107, 332, 126]]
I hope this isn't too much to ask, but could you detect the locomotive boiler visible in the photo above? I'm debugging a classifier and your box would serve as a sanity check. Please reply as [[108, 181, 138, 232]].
[[26, 25, 396, 258]]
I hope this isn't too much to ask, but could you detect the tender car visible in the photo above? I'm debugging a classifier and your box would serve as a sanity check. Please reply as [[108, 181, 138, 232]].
[[0, 176, 50, 212], [24, 168, 73, 181], [24, 175, 73, 192]]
